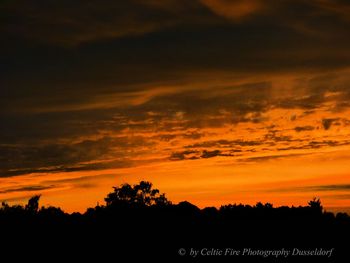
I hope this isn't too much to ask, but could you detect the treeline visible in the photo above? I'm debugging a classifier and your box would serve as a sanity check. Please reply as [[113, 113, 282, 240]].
[[1, 181, 349, 261], [1, 181, 349, 223]]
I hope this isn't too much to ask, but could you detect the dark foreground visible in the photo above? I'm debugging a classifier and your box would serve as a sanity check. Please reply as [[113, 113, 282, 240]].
[[1, 182, 349, 262], [1, 203, 349, 262]]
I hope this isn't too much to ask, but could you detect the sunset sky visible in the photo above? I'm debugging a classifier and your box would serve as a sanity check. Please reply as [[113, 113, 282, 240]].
[[1, 0, 350, 213]]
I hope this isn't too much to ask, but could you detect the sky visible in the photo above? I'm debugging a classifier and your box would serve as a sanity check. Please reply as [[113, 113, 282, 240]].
[[1, 0, 350, 213]]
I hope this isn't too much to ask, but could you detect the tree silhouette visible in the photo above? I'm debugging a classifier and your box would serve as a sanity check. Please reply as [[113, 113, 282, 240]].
[[308, 197, 323, 214], [104, 181, 171, 207], [25, 195, 41, 213]]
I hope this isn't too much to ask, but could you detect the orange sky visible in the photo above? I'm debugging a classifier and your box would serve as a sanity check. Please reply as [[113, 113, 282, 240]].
[[2, 0, 350, 214], [2, 75, 350, 213]]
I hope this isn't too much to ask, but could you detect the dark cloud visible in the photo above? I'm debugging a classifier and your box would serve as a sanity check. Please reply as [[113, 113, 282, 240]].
[[0, 136, 155, 177], [0, 109, 120, 144], [169, 149, 236, 161], [314, 185, 350, 191], [169, 150, 200, 161], [2, 0, 350, 180], [264, 132, 296, 143], [270, 184, 350, 193], [277, 94, 325, 110], [151, 131, 204, 142], [2, 0, 350, 48], [201, 150, 222, 159], [238, 153, 310, 163], [169, 152, 186, 161], [2, 0, 350, 116], [277, 140, 350, 151], [185, 139, 263, 149], [294, 126, 315, 132], [0, 185, 55, 194], [322, 118, 339, 130], [1, 0, 211, 46], [74, 183, 97, 189]]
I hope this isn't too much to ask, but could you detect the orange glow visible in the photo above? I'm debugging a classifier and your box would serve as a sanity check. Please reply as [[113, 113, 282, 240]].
[[2, 145, 350, 214], [1, 71, 350, 214], [201, 0, 264, 20]]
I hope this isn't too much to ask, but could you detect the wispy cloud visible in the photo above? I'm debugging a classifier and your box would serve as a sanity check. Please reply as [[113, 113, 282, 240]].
[[0, 185, 55, 194], [270, 184, 350, 193]]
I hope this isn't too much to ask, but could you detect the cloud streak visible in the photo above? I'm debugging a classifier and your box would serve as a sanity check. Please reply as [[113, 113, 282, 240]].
[[0, 185, 55, 194]]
